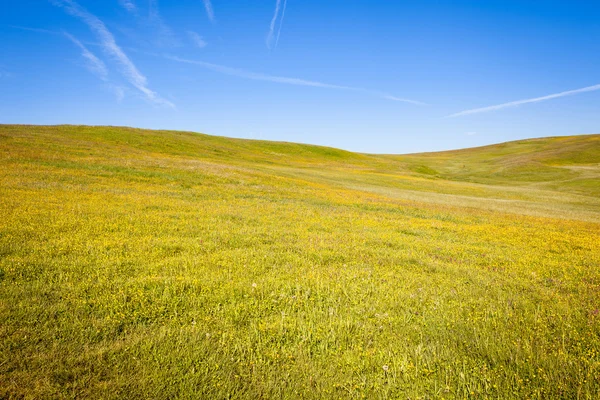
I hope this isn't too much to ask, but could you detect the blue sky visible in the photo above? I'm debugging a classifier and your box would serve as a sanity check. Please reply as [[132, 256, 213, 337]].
[[1, 0, 599, 153]]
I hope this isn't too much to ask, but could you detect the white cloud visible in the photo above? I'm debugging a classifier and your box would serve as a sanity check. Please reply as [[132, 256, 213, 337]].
[[110, 85, 126, 102], [188, 31, 207, 48], [118, 0, 136, 13], [448, 84, 600, 117], [274, 0, 288, 50], [148, 0, 180, 47], [64, 32, 108, 81], [164, 55, 425, 105], [380, 94, 428, 106], [8, 25, 61, 35], [64, 32, 127, 102], [465, 131, 477, 136], [203, 0, 215, 23], [267, 0, 287, 50], [52, 0, 174, 108]]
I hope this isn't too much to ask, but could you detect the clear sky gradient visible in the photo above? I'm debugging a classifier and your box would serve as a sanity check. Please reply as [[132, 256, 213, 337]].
[[1, 0, 599, 153]]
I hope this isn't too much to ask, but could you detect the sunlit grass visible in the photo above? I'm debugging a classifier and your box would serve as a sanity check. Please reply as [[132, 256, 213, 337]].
[[1, 125, 599, 399]]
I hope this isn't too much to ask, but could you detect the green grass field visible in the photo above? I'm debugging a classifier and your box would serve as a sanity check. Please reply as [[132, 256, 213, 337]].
[[1, 125, 599, 399]]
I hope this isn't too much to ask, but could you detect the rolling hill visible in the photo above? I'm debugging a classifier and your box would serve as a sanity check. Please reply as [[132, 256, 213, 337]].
[[1, 125, 599, 399]]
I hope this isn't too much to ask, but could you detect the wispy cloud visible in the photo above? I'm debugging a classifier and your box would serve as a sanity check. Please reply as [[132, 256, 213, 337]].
[[9, 24, 99, 46], [380, 95, 427, 105], [164, 55, 425, 105], [274, 0, 288, 50], [266, 0, 281, 48], [51, 0, 174, 108], [188, 31, 207, 48], [111, 85, 126, 102], [148, 0, 180, 47], [64, 32, 108, 81], [118, 0, 136, 13], [267, 0, 287, 50], [64, 32, 127, 102], [448, 84, 600, 117], [7, 24, 61, 35], [202, 0, 215, 23], [0, 68, 11, 79]]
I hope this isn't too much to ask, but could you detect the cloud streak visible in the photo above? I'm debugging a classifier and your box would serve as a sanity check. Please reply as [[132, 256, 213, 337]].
[[448, 84, 600, 117], [188, 31, 207, 48], [164, 55, 425, 105], [118, 0, 136, 13], [148, 0, 180, 47], [203, 0, 215, 23], [8, 24, 62, 35], [64, 32, 127, 102], [52, 0, 174, 108], [274, 0, 288, 50], [267, 0, 287, 50], [112, 86, 126, 102], [0, 68, 11, 79], [64, 32, 108, 81]]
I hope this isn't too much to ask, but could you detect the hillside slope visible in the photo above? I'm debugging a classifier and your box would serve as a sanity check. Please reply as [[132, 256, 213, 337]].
[[395, 134, 600, 191], [1, 125, 599, 399], [2, 125, 598, 220]]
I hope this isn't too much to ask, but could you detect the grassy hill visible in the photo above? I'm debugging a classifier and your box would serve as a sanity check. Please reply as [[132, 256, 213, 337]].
[[396, 134, 600, 191], [1, 125, 599, 399]]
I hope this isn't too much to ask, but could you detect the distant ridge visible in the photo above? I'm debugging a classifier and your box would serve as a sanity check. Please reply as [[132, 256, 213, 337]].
[[1, 125, 598, 219]]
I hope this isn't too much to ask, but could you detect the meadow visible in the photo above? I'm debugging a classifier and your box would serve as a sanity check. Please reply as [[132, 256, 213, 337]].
[[0, 125, 599, 399]]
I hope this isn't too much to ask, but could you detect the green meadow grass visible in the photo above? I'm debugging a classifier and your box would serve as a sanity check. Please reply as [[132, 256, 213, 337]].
[[1, 125, 599, 399]]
